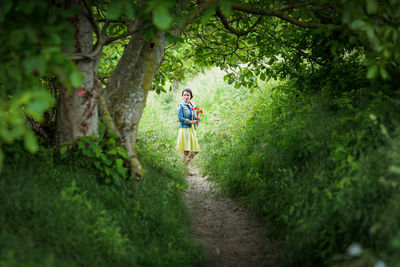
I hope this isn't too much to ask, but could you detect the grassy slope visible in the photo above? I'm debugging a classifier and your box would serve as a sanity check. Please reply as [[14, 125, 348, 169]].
[[0, 140, 204, 266], [141, 67, 400, 266], [190, 68, 400, 266]]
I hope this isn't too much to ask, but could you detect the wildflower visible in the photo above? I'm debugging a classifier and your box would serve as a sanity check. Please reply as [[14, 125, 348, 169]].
[[194, 107, 197, 110], [217, 133, 221, 135], [217, 120, 219, 122], [177, 120, 179, 122], [198, 109, 203, 114], [76, 90, 85, 96]]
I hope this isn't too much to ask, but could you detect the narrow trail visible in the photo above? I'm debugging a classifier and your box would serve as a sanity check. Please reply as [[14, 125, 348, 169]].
[[184, 166, 279, 267]]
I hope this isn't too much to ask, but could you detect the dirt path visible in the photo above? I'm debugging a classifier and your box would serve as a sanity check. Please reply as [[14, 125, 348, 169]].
[[184, 167, 279, 267]]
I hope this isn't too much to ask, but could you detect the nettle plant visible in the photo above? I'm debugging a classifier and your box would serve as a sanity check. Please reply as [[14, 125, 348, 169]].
[[61, 126, 130, 186]]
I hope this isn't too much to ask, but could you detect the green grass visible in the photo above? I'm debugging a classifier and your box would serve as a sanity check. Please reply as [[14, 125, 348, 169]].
[[0, 141, 204, 266], [190, 66, 400, 266], [99, 65, 400, 266]]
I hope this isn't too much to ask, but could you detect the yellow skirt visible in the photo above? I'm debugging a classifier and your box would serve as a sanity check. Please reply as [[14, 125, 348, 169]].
[[176, 126, 200, 152]]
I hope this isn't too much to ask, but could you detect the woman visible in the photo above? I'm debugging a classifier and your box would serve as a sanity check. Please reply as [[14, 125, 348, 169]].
[[176, 88, 200, 165]]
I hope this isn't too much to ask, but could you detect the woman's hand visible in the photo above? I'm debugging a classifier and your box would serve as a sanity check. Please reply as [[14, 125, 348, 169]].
[[190, 120, 199, 125]]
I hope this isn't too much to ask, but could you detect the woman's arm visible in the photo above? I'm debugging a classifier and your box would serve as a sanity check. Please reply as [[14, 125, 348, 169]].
[[177, 104, 191, 124]]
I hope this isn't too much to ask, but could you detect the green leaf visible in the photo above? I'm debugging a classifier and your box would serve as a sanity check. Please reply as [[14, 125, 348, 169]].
[[219, 0, 233, 17], [27, 91, 54, 120], [389, 165, 400, 175], [70, 70, 83, 88], [367, 65, 378, 79], [366, 0, 378, 14], [107, 0, 124, 19], [380, 65, 389, 79], [104, 159, 113, 166], [116, 158, 123, 169], [153, 5, 172, 30], [10, 30, 25, 46], [60, 146, 69, 155], [123, 2, 134, 18], [24, 130, 38, 153], [94, 160, 101, 169], [350, 19, 366, 30], [201, 5, 216, 24], [112, 172, 121, 186]]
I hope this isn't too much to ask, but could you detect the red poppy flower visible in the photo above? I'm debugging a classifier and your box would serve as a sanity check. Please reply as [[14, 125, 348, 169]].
[[191, 108, 194, 110], [217, 120, 219, 122], [194, 107, 197, 110], [198, 109, 203, 114], [76, 90, 85, 96], [177, 120, 179, 122], [217, 133, 221, 135]]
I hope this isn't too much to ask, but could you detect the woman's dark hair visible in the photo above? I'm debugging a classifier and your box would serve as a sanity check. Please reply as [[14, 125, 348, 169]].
[[181, 88, 193, 99]]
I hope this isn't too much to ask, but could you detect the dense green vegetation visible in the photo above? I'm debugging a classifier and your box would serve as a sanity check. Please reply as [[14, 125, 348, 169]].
[[2, 0, 400, 266], [0, 137, 204, 266], [139, 58, 400, 265], [181, 65, 400, 265]]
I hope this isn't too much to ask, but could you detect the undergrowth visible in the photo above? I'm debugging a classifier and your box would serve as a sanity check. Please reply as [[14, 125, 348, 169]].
[[0, 136, 204, 266], [194, 64, 400, 266]]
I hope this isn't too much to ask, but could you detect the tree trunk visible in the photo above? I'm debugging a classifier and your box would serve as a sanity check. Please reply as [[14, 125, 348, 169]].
[[105, 21, 167, 179], [58, 2, 98, 145]]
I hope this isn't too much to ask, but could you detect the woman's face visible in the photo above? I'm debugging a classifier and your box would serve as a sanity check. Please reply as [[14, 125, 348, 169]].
[[182, 91, 191, 102]]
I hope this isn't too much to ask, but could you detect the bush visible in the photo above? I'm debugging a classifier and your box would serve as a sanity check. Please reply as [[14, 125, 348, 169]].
[[196, 63, 400, 266]]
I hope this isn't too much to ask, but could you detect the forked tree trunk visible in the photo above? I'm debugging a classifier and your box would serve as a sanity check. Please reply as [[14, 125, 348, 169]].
[[104, 21, 167, 179], [58, 1, 98, 144]]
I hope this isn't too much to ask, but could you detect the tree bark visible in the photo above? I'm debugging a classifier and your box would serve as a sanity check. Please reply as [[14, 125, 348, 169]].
[[58, 1, 98, 145], [105, 20, 167, 179]]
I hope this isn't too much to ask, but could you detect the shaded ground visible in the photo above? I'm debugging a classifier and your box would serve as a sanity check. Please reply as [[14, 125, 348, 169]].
[[184, 167, 279, 267]]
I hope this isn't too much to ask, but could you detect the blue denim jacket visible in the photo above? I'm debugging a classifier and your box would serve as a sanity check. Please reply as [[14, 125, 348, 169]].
[[177, 101, 199, 129]]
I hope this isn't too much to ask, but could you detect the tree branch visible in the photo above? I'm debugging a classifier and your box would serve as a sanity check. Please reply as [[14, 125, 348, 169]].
[[278, 2, 315, 12], [215, 8, 262, 36], [230, 2, 331, 28], [104, 24, 153, 45]]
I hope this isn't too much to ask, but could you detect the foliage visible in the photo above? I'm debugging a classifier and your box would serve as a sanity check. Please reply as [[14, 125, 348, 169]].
[[196, 61, 400, 265], [0, 138, 204, 266], [60, 126, 130, 186], [0, 0, 82, 171], [183, 0, 400, 91]]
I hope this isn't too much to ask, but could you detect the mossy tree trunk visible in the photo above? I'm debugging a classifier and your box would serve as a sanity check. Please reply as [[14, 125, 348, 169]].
[[104, 20, 167, 179]]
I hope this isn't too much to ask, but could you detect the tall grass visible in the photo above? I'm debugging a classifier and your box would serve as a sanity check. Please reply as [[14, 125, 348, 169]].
[[189, 65, 400, 266], [139, 68, 279, 162], [136, 65, 400, 265], [0, 136, 204, 266]]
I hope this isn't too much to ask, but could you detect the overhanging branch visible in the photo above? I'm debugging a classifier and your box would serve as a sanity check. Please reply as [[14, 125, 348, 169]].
[[230, 2, 330, 29], [104, 24, 153, 45], [216, 8, 262, 36]]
